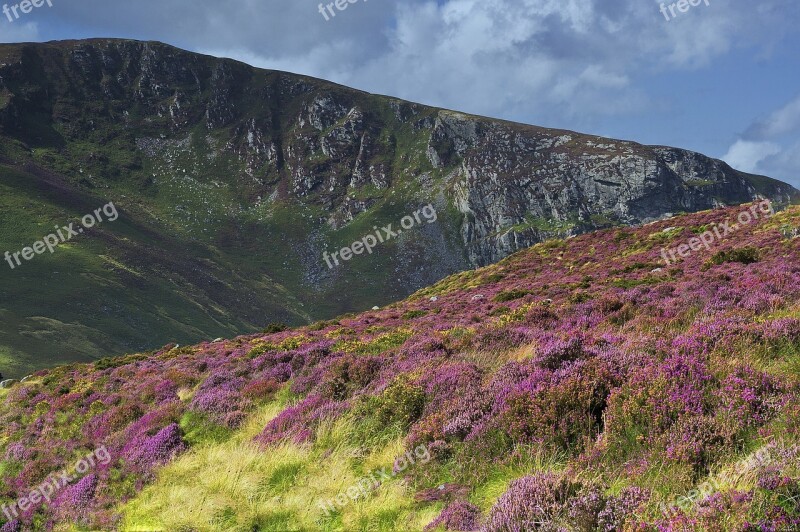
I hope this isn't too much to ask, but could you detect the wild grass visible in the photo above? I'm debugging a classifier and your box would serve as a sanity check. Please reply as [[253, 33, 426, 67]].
[[121, 402, 439, 531]]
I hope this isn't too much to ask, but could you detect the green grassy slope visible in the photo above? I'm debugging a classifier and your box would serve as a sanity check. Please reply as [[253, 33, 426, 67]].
[[0, 39, 795, 378], [0, 162, 311, 376]]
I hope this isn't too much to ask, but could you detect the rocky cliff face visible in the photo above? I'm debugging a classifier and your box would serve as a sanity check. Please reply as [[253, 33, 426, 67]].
[[0, 40, 794, 267], [0, 39, 796, 373]]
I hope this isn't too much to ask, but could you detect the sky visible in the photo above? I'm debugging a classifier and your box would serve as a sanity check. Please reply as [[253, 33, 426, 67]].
[[1, 0, 799, 189]]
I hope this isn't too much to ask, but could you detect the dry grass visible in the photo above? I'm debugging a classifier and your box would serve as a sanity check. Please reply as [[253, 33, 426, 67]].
[[120, 404, 439, 531]]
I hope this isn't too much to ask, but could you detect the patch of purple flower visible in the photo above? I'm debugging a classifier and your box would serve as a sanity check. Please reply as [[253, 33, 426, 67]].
[[121, 423, 186, 474], [483, 472, 576, 531], [596, 487, 650, 531], [256, 394, 346, 446], [52, 473, 98, 523], [425, 500, 481, 531]]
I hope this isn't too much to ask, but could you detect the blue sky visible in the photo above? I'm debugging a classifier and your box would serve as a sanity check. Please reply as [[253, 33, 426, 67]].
[[2, 0, 799, 188]]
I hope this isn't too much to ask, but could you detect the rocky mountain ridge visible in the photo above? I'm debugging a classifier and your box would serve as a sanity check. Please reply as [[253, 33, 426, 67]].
[[0, 38, 795, 374]]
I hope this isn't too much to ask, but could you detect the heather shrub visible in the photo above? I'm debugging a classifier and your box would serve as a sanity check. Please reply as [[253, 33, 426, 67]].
[[420, 363, 483, 415], [742, 508, 800, 531], [439, 328, 474, 353], [441, 389, 493, 441], [407, 412, 449, 448], [242, 379, 282, 402], [161, 367, 200, 389], [294, 339, 334, 368], [222, 410, 247, 429], [189, 387, 249, 422], [424, 500, 481, 531], [11, 453, 62, 494], [415, 483, 471, 503], [473, 327, 530, 353], [601, 352, 715, 464], [52, 473, 99, 524], [121, 423, 186, 474], [262, 322, 289, 334], [289, 350, 344, 396], [0, 520, 20, 532], [4, 443, 25, 462], [497, 359, 615, 452], [523, 305, 558, 328], [771, 393, 800, 438], [696, 491, 747, 522], [662, 415, 729, 472], [709, 246, 760, 266], [534, 336, 586, 370], [715, 366, 780, 430], [256, 395, 346, 446], [485, 361, 533, 403], [119, 405, 184, 448], [484, 472, 578, 531], [149, 379, 179, 404], [596, 487, 650, 530], [493, 289, 531, 302], [567, 486, 606, 531], [261, 362, 293, 383], [85, 402, 144, 440], [320, 355, 382, 400], [352, 376, 426, 445]]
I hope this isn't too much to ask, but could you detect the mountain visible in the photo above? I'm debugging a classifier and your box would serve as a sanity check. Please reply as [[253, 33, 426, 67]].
[[0, 39, 796, 376], [1, 203, 799, 530]]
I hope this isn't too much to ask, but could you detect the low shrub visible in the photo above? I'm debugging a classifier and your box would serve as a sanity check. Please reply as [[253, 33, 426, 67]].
[[708, 247, 760, 266], [484, 472, 578, 531], [262, 323, 289, 334], [493, 289, 531, 303]]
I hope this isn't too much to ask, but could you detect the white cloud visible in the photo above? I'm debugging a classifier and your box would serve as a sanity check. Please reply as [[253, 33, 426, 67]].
[[722, 140, 781, 174], [744, 94, 800, 140], [12, 0, 800, 186], [34, 0, 799, 130], [723, 94, 800, 189], [751, 140, 800, 189]]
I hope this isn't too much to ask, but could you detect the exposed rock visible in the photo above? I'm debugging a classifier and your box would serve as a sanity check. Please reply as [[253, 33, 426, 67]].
[[0, 39, 795, 272]]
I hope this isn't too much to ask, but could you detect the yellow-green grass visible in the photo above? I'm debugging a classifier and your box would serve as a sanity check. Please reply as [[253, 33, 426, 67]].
[[120, 403, 440, 532], [119, 396, 573, 531]]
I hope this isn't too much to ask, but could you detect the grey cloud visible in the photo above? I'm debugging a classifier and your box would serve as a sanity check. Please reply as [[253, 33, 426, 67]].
[[744, 95, 800, 141]]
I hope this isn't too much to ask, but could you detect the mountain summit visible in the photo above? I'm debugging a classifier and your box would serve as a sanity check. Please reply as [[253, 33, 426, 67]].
[[0, 39, 796, 374]]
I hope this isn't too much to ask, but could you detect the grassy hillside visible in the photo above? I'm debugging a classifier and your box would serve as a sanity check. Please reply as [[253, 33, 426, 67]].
[[0, 40, 473, 376], [1, 39, 797, 378], [0, 162, 312, 377], [0, 202, 799, 530]]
